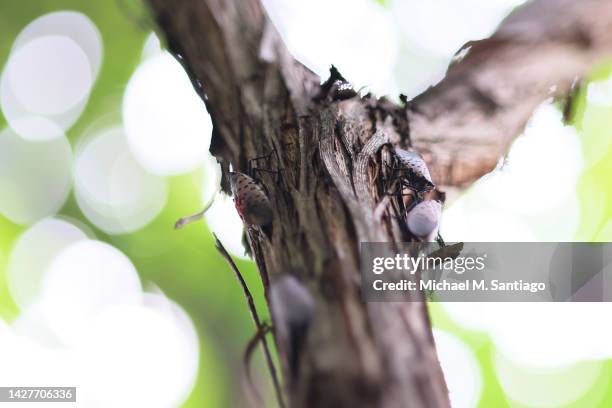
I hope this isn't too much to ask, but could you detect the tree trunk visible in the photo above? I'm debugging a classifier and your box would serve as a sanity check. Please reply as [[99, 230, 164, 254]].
[[146, 0, 612, 406]]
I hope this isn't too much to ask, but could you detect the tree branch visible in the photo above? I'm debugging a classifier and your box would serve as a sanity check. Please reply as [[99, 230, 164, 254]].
[[409, 0, 612, 187], [148, 0, 612, 407]]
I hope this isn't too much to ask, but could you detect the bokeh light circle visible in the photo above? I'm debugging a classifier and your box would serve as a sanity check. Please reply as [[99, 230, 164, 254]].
[[489, 303, 591, 367], [0, 72, 84, 141], [0, 12, 102, 141], [0, 329, 77, 386], [481, 105, 583, 215], [74, 126, 168, 234], [202, 154, 222, 205], [40, 240, 143, 345], [0, 127, 72, 224], [12, 11, 103, 78], [433, 329, 482, 408], [11, 302, 65, 349], [7, 217, 88, 310], [78, 304, 199, 408], [5, 35, 92, 116], [445, 302, 612, 368], [205, 193, 248, 259], [123, 52, 212, 176]]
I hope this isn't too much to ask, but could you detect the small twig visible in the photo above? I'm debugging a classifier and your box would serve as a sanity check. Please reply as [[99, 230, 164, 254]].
[[175, 194, 216, 229], [174, 210, 206, 229], [214, 235, 286, 408], [242, 323, 273, 407]]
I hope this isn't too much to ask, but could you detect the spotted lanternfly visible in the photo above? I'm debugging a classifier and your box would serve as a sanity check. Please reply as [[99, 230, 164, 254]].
[[395, 148, 432, 184], [383, 148, 434, 210], [269, 274, 315, 382], [230, 171, 273, 226], [406, 200, 442, 242]]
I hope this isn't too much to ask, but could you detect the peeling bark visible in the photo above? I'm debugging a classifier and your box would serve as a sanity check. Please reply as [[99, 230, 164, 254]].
[[147, 0, 612, 406]]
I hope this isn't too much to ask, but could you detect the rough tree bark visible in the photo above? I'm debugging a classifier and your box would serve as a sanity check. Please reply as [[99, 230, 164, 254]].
[[147, 0, 612, 407]]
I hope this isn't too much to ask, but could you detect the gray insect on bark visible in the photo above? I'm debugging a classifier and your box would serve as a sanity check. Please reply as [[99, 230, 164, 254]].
[[406, 200, 443, 242], [395, 148, 433, 185], [269, 274, 316, 384]]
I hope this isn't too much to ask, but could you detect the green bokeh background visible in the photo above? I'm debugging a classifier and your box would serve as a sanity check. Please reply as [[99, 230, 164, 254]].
[[0, 1, 611, 407]]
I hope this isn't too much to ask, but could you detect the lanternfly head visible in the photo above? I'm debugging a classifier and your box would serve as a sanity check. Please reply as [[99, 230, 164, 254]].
[[229, 171, 273, 226], [406, 200, 442, 242]]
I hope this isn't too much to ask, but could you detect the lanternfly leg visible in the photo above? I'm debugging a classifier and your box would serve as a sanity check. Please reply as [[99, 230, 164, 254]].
[[248, 152, 280, 183]]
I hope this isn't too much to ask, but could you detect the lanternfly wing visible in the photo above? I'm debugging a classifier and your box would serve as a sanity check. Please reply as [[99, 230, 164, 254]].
[[395, 148, 433, 184], [230, 172, 273, 226]]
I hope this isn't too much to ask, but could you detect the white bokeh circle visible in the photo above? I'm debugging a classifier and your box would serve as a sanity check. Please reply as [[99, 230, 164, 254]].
[[1, 235, 199, 408], [78, 303, 199, 408], [433, 329, 482, 408], [480, 105, 583, 215], [0, 329, 78, 387], [0, 71, 85, 141], [0, 127, 72, 224], [40, 240, 143, 346], [202, 154, 222, 205], [11, 302, 66, 349], [1, 12, 102, 141], [74, 126, 168, 234], [444, 302, 612, 368], [205, 193, 248, 259], [12, 11, 103, 79], [143, 293, 200, 402], [0, 37, 90, 141], [123, 52, 212, 176], [488, 303, 593, 367], [7, 217, 88, 309], [5, 35, 92, 116], [441, 203, 537, 242]]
